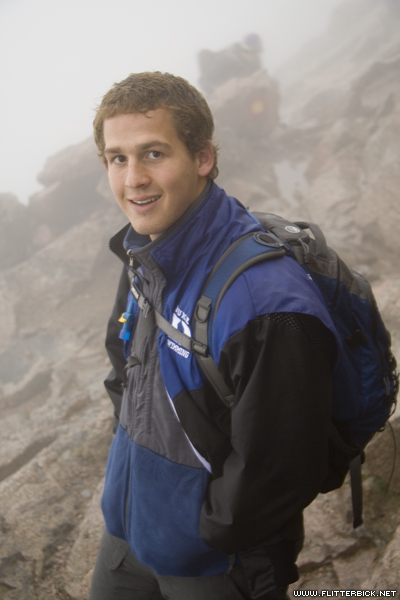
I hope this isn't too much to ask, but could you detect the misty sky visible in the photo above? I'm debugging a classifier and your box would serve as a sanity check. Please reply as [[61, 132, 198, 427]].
[[0, 0, 342, 205]]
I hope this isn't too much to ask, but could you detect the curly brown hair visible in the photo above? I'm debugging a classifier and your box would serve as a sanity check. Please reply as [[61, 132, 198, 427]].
[[93, 71, 219, 179]]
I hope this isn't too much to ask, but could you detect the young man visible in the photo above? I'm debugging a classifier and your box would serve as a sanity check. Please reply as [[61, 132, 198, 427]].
[[89, 72, 335, 600]]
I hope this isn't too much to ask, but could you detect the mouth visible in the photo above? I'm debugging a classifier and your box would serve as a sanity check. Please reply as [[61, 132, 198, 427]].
[[130, 195, 161, 205]]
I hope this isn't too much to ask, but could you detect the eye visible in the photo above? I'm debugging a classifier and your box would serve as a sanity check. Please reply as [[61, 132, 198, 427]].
[[148, 150, 162, 159], [113, 155, 126, 164]]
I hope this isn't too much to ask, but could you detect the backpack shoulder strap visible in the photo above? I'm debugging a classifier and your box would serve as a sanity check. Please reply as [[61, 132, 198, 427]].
[[193, 231, 287, 407]]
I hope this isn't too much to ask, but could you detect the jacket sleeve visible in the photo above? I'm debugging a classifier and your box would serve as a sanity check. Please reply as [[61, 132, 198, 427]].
[[199, 313, 334, 592], [104, 265, 130, 431]]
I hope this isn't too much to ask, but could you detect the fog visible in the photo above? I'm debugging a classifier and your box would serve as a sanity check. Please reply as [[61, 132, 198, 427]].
[[0, 0, 341, 205]]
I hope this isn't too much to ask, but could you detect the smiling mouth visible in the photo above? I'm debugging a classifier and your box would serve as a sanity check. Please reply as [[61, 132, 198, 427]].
[[131, 196, 161, 205]]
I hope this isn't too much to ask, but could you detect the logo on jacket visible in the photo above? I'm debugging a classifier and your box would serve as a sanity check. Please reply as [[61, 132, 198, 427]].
[[168, 306, 192, 359]]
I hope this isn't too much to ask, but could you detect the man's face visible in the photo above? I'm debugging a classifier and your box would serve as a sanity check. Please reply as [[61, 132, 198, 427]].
[[103, 108, 213, 240]]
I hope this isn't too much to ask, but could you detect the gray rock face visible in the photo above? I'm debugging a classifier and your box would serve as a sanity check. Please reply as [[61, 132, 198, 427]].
[[278, 0, 400, 126], [29, 139, 109, 245], [0, 139, 110, 270], [276, 0, 400, 275], [0, 194, 35, 270], [210, 70, 309, 222], [1, 2, 400, 596], [288, 414, 400, 594], [0, 142, 126, 598]]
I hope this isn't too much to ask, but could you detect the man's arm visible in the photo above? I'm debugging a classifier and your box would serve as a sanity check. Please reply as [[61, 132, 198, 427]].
[[199, 313, 334, 593], [104, 265, 130, 432]]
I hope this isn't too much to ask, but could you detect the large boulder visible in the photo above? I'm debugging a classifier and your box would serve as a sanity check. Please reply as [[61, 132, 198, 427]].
[[27, 138, 108, 248]]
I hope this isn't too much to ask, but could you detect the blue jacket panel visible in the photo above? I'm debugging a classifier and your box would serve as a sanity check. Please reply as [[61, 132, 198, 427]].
[[102, 426, 229, 576]]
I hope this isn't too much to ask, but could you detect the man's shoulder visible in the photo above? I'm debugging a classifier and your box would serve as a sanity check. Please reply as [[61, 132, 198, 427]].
[[211, 254, 334, 359], [219, 252, 321, 314]]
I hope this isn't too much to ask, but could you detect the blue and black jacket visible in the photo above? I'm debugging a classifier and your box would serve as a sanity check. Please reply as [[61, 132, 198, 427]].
[[102, 182, 337, 591]]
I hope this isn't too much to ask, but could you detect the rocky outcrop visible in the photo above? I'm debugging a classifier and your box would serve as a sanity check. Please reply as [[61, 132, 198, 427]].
[[209, 70, 310, 222], [0, 143, 126, 597], [366, 523, 400, 591], [296, 60, 400, 273], [0, 194, 35, 270], [276, 0, 400, 274], [29, 138, 109, 246], [278, 0, 400, 126], [0, 138, 108, 271], [289, 416, 400, 594], [0, 203, 126, 598]]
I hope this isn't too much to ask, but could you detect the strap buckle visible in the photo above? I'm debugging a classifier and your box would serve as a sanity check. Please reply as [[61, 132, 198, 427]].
[[137, 294, 151, 318], [191, 340, 209, 357], [195, 296, 212, 323], [130, 283, 140, 301]]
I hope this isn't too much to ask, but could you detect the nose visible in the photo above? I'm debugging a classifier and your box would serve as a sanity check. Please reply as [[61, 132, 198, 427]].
[[125, 159, 151, 189]]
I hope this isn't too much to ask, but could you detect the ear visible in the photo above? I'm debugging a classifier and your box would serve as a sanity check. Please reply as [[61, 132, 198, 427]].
[[104, 160, 109, 172], [197, 141, 214, 177]]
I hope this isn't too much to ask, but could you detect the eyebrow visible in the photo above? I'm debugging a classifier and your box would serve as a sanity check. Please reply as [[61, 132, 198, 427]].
[[104, 141, 172, 155]]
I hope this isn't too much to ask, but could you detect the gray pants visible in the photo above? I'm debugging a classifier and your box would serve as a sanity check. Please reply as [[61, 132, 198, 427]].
[[89, 531, 288, 600]]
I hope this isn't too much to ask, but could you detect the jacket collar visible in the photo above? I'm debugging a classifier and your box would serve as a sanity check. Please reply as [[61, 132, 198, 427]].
[[109, 180, 262, 279], [109, 180, 212, 268]]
